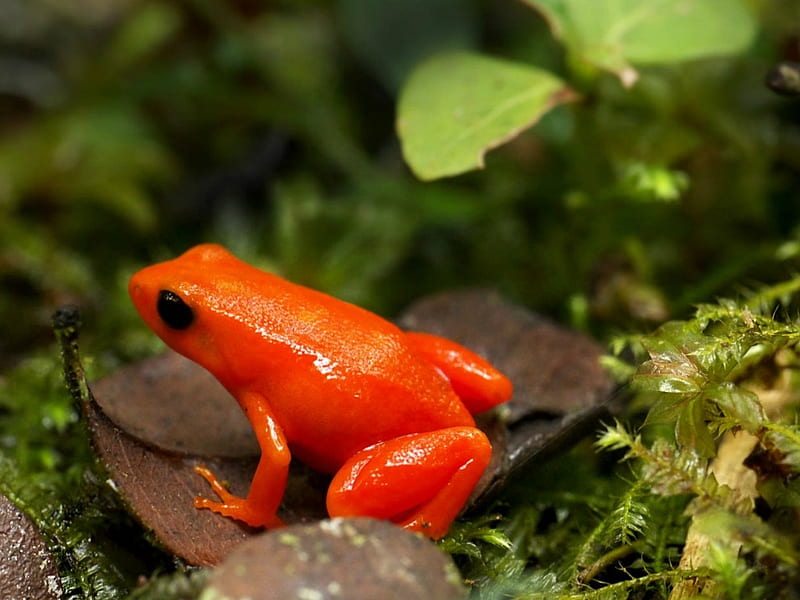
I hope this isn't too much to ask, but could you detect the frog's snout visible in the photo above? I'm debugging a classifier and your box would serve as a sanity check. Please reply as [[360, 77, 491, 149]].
[[128, 270, 156, 318], [128, 276, 145, 307]]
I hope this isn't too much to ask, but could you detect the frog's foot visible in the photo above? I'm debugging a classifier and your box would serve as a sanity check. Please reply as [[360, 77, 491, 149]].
[[326, 427, 492, 539], [193, 464, 284, 529]]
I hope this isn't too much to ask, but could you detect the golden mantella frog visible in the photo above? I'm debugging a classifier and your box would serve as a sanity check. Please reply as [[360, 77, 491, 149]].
[[129, 244, 512, 538]]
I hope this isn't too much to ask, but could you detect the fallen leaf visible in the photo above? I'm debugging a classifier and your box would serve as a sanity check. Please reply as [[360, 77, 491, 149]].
[[0, 492, 62, 599], [92, 350, 257, 457]]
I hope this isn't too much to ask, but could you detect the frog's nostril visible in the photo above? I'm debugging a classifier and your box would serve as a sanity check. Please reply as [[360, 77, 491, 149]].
[[128, 278, 148, 307]]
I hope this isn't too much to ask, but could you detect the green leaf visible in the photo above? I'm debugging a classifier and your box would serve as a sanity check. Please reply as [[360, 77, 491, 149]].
[[675, 397, 716, 458], [397, 51, 575, 180], [635, 322, 706, 394], [707, 382, 765, 433], [524, 0, 757, 85], [642, 394, 689, 426], [635, 373, 700, 395]]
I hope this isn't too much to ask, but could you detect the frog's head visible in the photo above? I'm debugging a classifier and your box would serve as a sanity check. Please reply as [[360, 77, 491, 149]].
[[129, 244, 245, 382]]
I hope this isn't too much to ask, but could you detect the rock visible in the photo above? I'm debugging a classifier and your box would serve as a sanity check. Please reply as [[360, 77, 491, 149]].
[[200, 518, 466, 600]]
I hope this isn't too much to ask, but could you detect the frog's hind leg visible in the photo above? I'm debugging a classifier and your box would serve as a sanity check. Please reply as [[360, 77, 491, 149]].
[[326, 427, 492, 539], [402, 332, 512, 414]]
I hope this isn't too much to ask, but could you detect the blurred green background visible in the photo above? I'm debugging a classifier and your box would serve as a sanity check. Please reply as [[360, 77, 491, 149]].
[[1, 0, 798, 369]]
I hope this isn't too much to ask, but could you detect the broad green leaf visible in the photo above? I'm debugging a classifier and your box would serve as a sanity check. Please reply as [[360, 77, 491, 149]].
[[397, 51, 575, 180], [524, 0, 757, 85]]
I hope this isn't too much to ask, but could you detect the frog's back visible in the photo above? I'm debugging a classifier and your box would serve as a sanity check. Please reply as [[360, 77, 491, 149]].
[[233, 274, 477, 466], [202, 258, 477, 469]]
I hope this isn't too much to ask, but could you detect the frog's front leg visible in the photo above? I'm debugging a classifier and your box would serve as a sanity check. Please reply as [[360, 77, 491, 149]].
[[195, 392, 289, 529], [326, 426, 492, 539], [403, 332, 512, 414]]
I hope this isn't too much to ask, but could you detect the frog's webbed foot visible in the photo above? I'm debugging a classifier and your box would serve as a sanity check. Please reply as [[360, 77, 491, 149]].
[[326, 427, 492, 539], [193, 464, 285, 529]]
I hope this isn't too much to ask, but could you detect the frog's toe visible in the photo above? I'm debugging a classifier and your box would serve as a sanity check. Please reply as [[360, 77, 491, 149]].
[[194, 495, 228, 514], [193, 464, 237, 501], [195, 495, 245, 521], [192, 464, 285, 528], [195, 495, 283, 528]]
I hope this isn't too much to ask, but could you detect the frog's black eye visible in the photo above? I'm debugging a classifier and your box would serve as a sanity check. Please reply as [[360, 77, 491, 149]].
[[157, 290, 194, 330]]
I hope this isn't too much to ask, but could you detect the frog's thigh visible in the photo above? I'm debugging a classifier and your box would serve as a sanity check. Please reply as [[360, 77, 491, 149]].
[[326, 426, 492, 539], [403, 331, 512, 414]]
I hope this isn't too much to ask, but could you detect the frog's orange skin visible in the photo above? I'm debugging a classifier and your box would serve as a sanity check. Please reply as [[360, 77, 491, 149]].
[[129, 244, 512, 538]]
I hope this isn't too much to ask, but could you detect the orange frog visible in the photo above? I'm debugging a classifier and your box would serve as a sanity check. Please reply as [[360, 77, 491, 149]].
[[129, 244, 512, 538]]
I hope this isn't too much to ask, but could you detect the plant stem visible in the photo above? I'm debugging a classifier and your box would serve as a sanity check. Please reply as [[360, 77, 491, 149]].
[[576, 542, 639, 585]]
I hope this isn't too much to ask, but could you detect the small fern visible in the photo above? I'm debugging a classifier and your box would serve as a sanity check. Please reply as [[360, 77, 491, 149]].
[[573, 477, 649, 582], [596, 283, 800, 597]]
